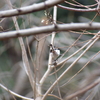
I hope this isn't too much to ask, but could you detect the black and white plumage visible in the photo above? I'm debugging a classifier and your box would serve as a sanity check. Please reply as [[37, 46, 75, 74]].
[[50, 44, 60, 61]]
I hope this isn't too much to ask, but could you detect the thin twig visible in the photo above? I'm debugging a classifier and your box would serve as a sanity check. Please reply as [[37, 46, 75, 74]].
[[59, 34, 82, 61], [26, 37, 37, 98], [48, 94, 63, 100], [7, 0, 35, 96], [55, 32, 100, 67], [72, 0, 90, 9], [54, 67, 62, 98], [0, 83, 34, 100], [65, 78, 100, 100], [42, 31, 100, 100], [61, 51, 100, 88], [64, 1, 97, 8], [50, 34, 83, 75], [58, 5, 97, 12]]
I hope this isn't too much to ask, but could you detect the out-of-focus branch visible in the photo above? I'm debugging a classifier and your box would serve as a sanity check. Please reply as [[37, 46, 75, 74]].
[[0, 22, 100, 40], [0, 83, 34, 100], [58, 5, 97, 12], [39, 6, 57, 96], [7, 0, 35, 97], [42, 30, 100, 100], [64, 1, 97, 8], [64, 78, 100, 100], [0, 0, 64, 18]]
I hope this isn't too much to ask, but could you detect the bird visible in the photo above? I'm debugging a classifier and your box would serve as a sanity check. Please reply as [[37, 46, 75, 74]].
[[49, 44, 61, 62]]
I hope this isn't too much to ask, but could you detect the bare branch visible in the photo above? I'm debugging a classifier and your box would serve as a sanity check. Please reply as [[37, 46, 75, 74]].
[[0, 23, 100, 40], [58, 5, 97, 12], [42, 31, 100, 100], [39, 5, 57, 90], [64, 1, 97, 8], [64, 78, 100, 100], [7, 0, 35, 96], [0, 83, 34, 100], [0, 0, 64, 18]]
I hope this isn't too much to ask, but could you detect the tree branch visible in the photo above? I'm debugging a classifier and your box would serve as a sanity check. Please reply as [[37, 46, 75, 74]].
[[58, 5, 97, 12], [41, 31, 100, 100], [7, 0, 35, 97], [64, 78, 100, 100], [0, 0, 64, 18], [0, 22, 100, 40], [0, 83, 34, 100]]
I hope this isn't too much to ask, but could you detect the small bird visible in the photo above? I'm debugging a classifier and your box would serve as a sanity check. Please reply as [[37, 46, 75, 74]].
[[49, 44, 60, 62]]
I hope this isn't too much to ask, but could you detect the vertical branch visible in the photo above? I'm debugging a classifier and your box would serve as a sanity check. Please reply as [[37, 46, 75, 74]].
[[42, 34, 100, 100], [26, 37, 37, 99], [52, 6, 61, 98], [51, 6, 57, 44], [6, 0, 35, 96], [39, 6, 57, 95], [48, 6, 57, 68], [35, 39, 42, 97]]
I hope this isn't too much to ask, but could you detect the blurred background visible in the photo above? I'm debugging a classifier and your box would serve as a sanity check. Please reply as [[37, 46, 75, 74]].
[[0, 0, 100, 100]]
